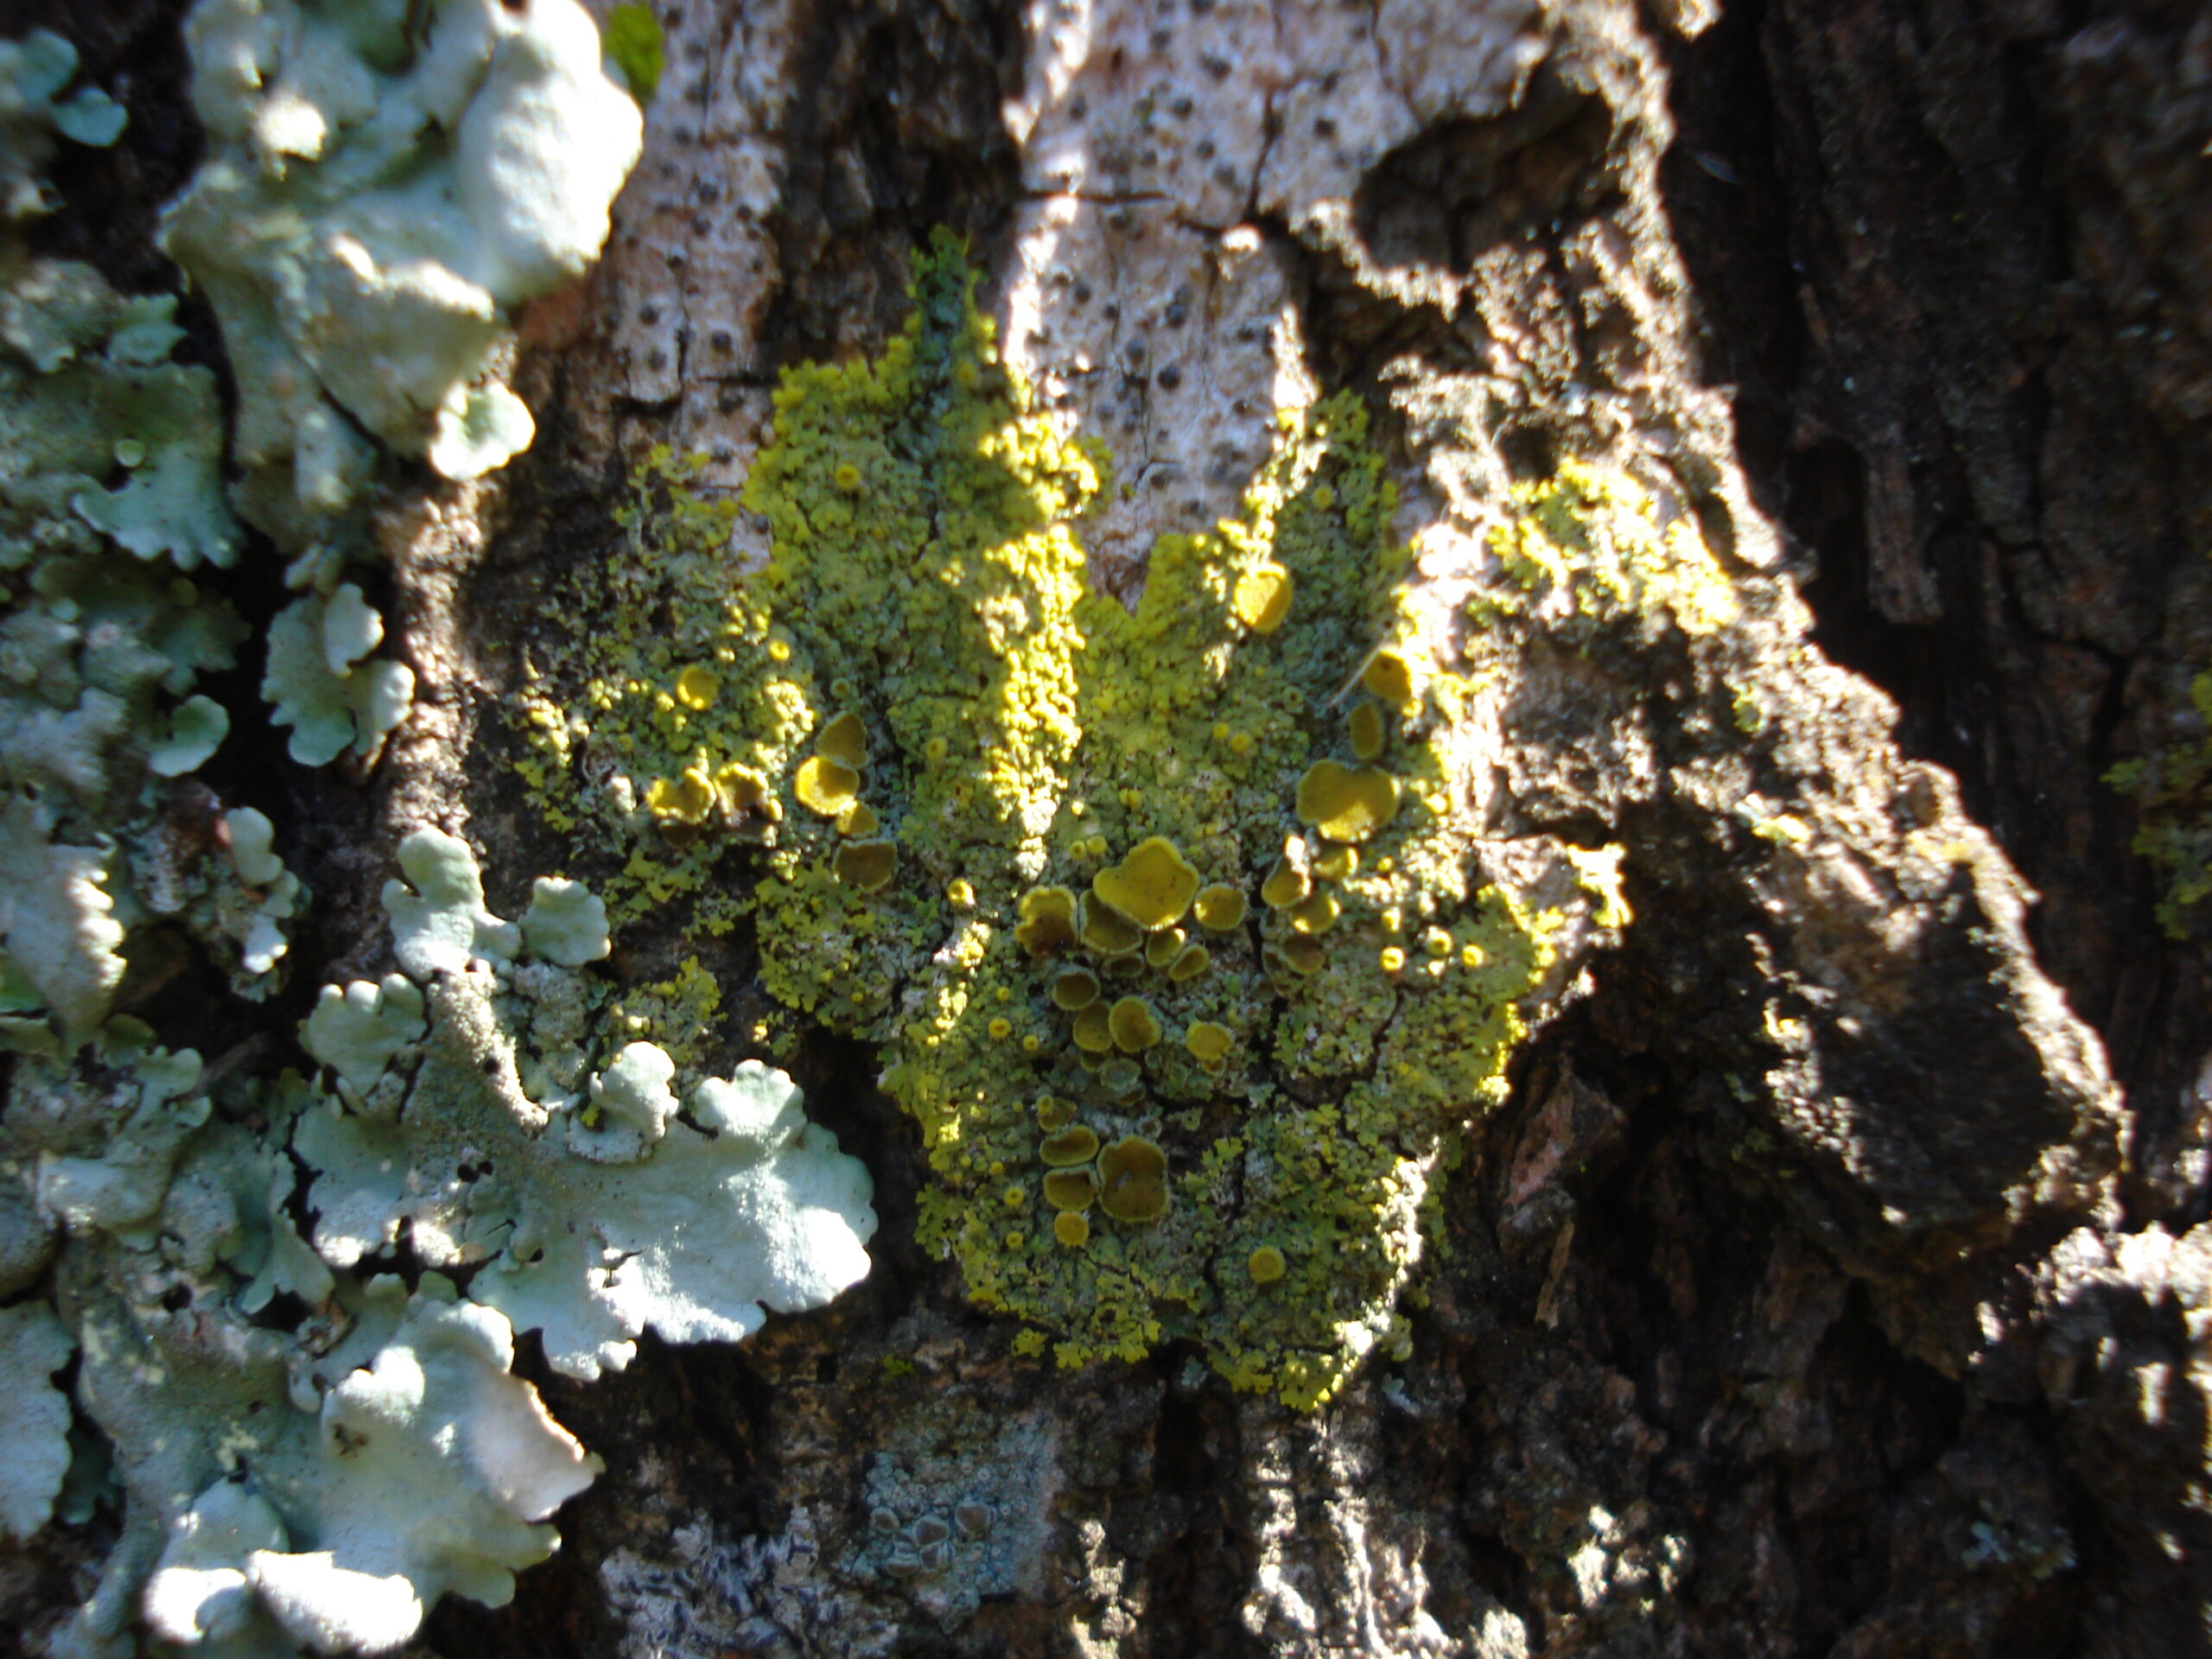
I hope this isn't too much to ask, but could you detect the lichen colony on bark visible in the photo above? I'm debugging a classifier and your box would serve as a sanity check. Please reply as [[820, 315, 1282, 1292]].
[[2, 0, 2209, 1655]]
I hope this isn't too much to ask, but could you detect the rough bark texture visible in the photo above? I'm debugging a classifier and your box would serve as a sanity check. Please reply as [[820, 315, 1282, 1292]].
[[7, 0, 2210, 1656]]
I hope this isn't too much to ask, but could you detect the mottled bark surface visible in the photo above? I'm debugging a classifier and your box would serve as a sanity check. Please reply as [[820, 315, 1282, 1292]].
[[6, 0, 2209, 1656]]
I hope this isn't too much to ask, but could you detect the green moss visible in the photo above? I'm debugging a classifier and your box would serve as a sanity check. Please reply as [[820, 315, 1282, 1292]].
[[521, 235, 1570, 1408], [602, 3, 665, 102], [2111, 666, 2212, 939]]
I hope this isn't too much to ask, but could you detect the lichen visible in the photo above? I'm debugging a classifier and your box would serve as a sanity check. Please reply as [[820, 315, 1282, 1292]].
[[263, 583, 416, 767], [0, 140, 312, 1038], [1480, 461, 1739, 639], [520, 238, 1613, 1408], [0, 818, 868, 1657], [162, 0, 644, 553], [0, 30, 124, 223], [149, 0, 649, 773], [73, 1262, 599, 1659], [0, 1298, 73, 1539], [297, 828, 878, 1382]]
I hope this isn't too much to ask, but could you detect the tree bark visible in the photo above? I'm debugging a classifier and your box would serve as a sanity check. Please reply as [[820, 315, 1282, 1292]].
[[8, 0, 2209, 1656]]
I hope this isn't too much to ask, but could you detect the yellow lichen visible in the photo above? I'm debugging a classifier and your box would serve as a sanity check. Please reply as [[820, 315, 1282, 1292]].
[[520, 238, 1577, 1411], [1348, 701, 1387, 761], [1185, 1020, 1232, 1064], [1144, 927, 1187, 969], [1261, 840, 1311, 909], [1044, 1167, 1099, 1211], [1054, 1211, 1091, 1247], [1078, 895, 1144, 957], [1231, 563, 1294, 633], [1313, 842, 1358, 882], [1096, 1137, 1170, 1224], [1036, 1095, 1076, 1131], [1248, 1245, 1287, 1285], [794, 753, 861, 817], [1361, 648, 1418, 707], [1051, 967, 1100, 1009], [1487, 461, 1740, 638], [1071, 1004, 1114, 1053], [1166, 944, 1211, 982], [1016, 887, 1079, 954], [674, 664, 720, 710], [817, 709, 868, 768], [837, 799, 880, 837], [1192, 883, 1248, 931], [645, 767, 717, 825], [1041, 1125, 1101, 1166], [1295, 760, 1400, 843], [1108, 996, 1161, 1053], [833, 840, 898, 892], [1091, 836, 1201, 931]]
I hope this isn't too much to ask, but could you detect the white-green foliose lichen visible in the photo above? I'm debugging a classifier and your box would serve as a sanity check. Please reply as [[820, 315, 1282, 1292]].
[[296, 828, 879, 1383], [518, 236, 1644, 1409], [1, 824, 872, 1656], [0, 69, 311, 1045], [163, 0, 644, 559]]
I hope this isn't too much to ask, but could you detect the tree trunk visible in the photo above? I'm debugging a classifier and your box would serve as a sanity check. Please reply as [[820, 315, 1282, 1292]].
[[8, 1, 2209, 1656]]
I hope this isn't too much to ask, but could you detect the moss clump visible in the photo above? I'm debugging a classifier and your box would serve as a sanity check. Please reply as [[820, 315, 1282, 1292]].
[[2111, 666, 2212, 938], [522, 236, 1580, 1408]]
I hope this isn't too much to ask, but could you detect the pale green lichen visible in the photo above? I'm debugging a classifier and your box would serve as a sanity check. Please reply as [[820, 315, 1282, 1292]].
[[0, 29, 124, 223], [519, 238, 1617, 1408], [76, 1264, 598, 1658], [0, 207, 316, 1037], [264, 582, 416, 767], [298, 828, 876, 1381], [0, 1298, 73, 1539], [163, 0, 644, 557], [0, 820, 867, 1656]]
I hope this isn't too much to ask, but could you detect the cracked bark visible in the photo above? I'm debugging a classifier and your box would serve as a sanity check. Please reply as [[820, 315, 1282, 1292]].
[[10, 0, 2210, 1655]]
